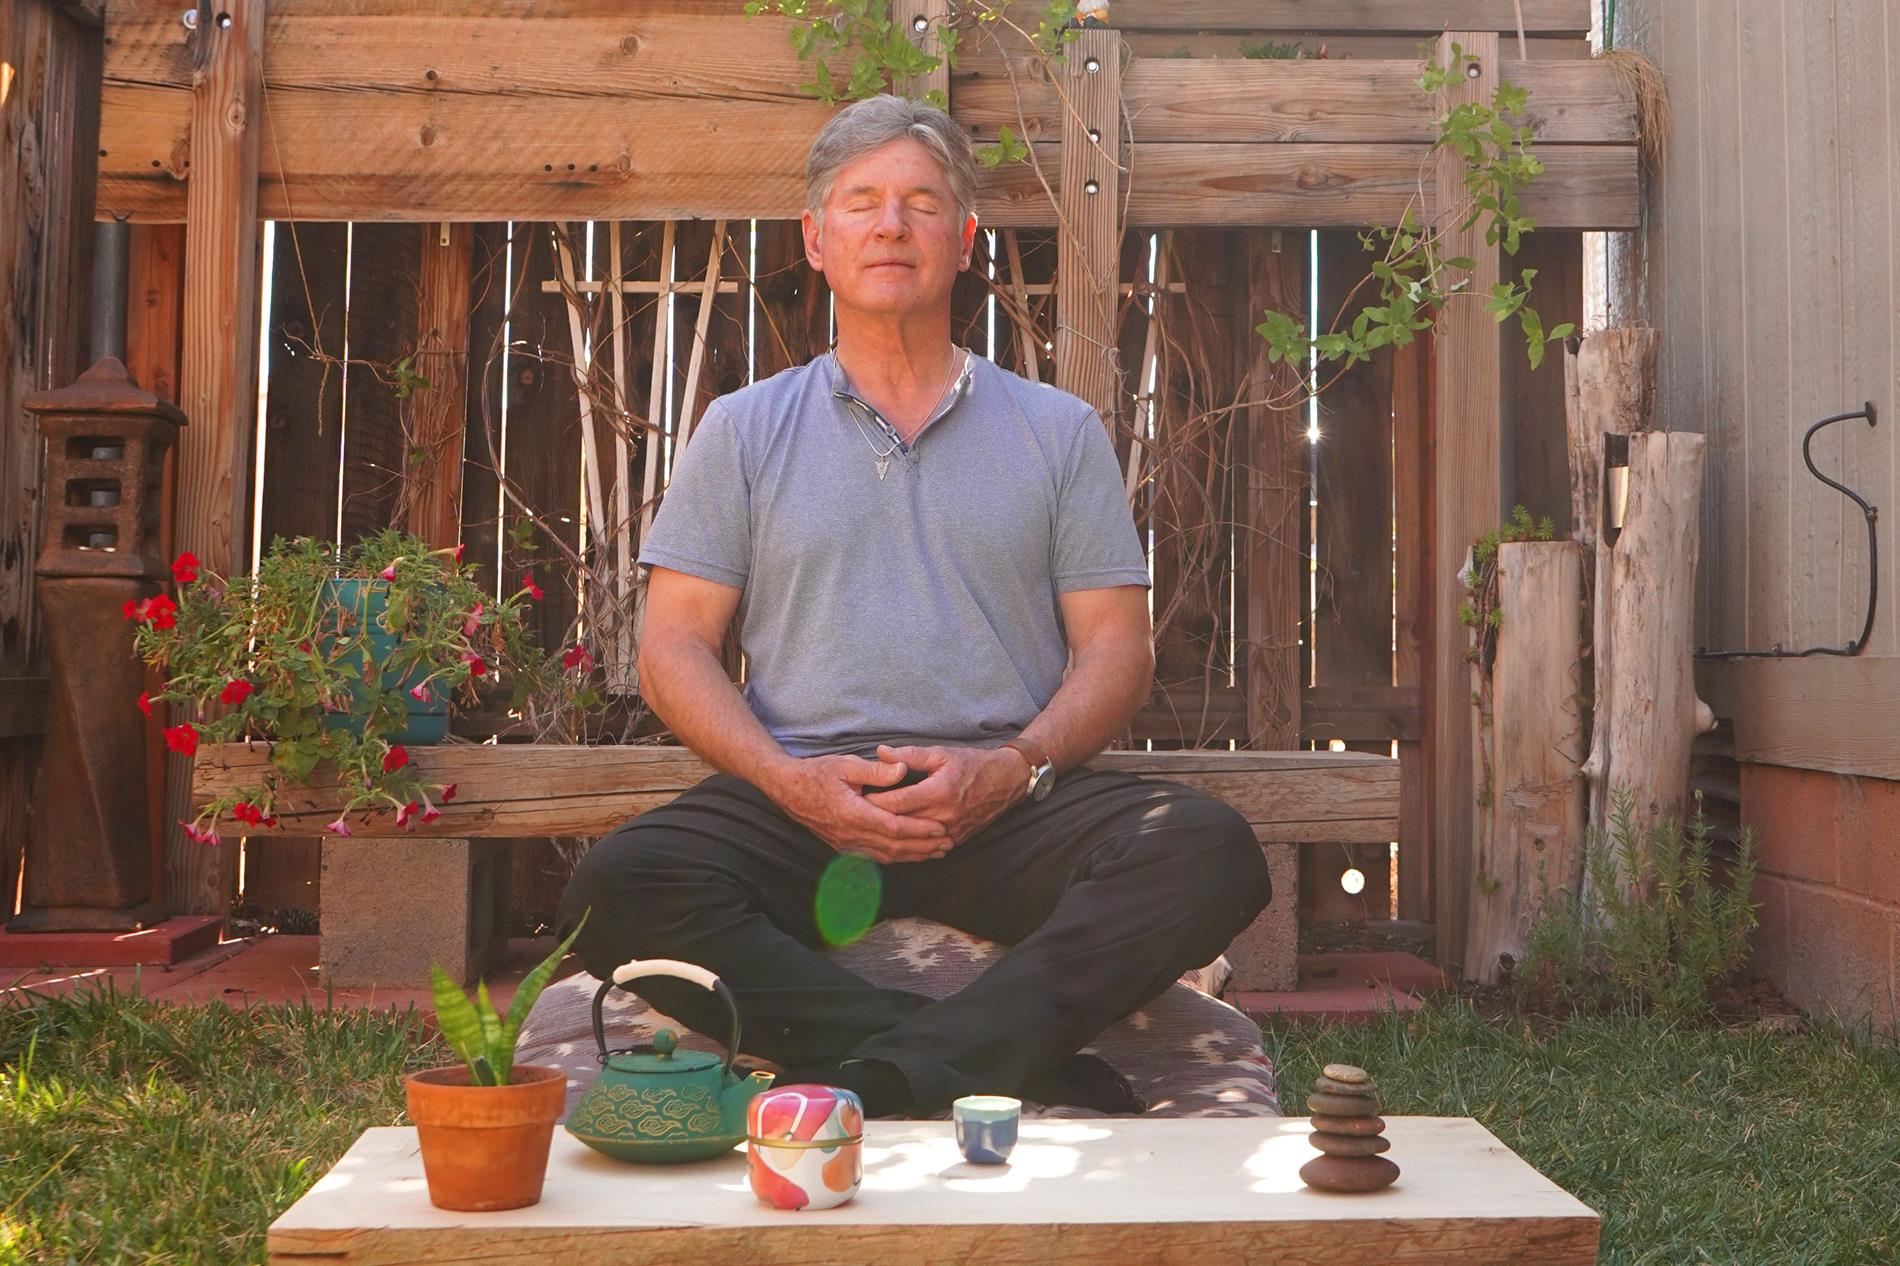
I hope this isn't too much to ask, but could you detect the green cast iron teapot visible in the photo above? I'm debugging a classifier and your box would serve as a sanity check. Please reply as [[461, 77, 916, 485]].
[[563, 957, 774, 1163]]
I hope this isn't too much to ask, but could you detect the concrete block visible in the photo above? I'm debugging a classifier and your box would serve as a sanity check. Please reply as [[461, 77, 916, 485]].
[[1834, 773, 1900, 908], [1741, 763, 1840, 886], [1749, 875, 1896, 1035], [1224, 840, 1298, 992], [319, 838, 510, 988]]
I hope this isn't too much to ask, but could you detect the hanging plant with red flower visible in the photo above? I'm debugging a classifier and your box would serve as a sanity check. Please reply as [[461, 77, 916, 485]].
[[131, 530, 595, 843]]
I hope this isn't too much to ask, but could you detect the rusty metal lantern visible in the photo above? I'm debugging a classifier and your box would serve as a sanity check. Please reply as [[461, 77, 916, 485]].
[[7, 358, 186, 932]]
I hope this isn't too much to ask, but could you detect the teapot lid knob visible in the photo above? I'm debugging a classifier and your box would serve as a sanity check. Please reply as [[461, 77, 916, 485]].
[[652, 1029, 678, 1058]]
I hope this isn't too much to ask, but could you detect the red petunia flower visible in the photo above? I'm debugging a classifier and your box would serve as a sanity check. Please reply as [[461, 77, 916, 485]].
[[523, 574, 544, 601], [439, 783, 457, 803], [379, 562, 400, 582], [383, 744, 409, 774], [171, 551, 201, 584], [219, 679, 253, 706], [562, 644, 595, 673], [137, 691, 152, 717], [454, 542, 466, 563], [409, 682, 433, 704], [163, 723, 198, 756], [462, 651, 487, 677], [122, 597, 145, 621], [144, 593, 179, 630]]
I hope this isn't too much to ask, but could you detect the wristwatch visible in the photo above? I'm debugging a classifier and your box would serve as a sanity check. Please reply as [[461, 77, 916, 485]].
[[1000, 737, 1056, 802]]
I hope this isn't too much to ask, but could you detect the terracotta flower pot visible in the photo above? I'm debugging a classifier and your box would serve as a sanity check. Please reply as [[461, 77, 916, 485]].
[[404, 1064, 568, 1211]]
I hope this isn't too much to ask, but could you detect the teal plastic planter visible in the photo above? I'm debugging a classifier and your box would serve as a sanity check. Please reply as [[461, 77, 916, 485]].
[[320, 578, 449, 746]]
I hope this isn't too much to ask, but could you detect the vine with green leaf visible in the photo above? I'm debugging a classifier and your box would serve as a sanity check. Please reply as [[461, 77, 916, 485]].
[[1257, 42, 1577, 408], [742, 0, 1082, 167]]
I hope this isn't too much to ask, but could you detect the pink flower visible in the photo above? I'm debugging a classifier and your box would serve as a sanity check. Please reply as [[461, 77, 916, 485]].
[[409, 682, 433, 703], [522, 574, 544, 601], [422, 805, 442, 824], [219, 679, 253, 706], [325, 817, 352, 837], [395, 800, 421, 830], [383, 744, 409, 774], [379, 561, 400, 581], [462, 602, 484, 637], [171, 551, 201, 584], [439, 783, 457, 803], [163, 722, 198, 756], [137, 691, 152, 717]]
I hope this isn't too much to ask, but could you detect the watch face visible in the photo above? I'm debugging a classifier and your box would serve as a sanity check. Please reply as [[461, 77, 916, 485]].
[[1029, 766, 1054, 801]]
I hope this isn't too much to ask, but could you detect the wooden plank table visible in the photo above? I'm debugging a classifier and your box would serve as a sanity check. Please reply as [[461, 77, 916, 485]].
[[269, 1117, 1599, 1264]]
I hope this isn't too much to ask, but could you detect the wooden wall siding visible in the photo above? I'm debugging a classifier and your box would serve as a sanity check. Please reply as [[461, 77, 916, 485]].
[[1108, 0, 1591, 34], [1503, 232, 1585, 536], [93, 4, 1638, 228], [0, 0, 101, 916], [1616, 0, 1897, 661]]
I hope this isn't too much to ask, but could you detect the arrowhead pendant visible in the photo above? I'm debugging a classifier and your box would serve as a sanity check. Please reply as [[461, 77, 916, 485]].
[[875, 457, 890, 480]]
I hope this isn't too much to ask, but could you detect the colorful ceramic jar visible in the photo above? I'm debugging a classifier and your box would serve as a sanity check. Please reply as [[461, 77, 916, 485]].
[[745, 1083, 864, 1210]]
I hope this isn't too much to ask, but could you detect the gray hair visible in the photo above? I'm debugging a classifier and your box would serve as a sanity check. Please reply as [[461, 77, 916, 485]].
[[804, 94, 979, 226]]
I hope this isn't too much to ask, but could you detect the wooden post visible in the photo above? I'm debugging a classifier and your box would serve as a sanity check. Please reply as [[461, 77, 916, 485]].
[[1464, 540, 1585, 985], [1055, 25, 1122, 425], [1582, 431, 1714, 895], [1428, 31, 1502, 977], [407, 223, 473, 549], [166, 0, 265, 916], [891, 0, 950, 103]]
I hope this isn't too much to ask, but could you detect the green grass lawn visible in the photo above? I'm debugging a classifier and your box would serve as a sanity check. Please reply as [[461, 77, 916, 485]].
[[1264, 1000, 1900, 1265], [4, 979, 1896, 1264]]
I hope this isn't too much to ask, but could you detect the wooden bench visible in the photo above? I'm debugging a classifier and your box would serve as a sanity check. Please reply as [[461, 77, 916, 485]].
[[193, 744, 1400, 990]]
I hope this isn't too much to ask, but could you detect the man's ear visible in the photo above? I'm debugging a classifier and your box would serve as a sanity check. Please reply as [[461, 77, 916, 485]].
[[801, 207, 823, 270]]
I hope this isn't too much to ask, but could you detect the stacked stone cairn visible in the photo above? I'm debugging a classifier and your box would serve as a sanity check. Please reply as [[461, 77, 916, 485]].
[[1298, 1063, 1400, 1192]]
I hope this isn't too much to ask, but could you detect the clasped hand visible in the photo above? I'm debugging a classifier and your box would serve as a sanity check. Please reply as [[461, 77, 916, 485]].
[[768, 743, 1026, 865]]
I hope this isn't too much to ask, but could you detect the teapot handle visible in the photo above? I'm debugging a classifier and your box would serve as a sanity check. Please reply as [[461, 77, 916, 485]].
[[592, 957, 742, 1076]]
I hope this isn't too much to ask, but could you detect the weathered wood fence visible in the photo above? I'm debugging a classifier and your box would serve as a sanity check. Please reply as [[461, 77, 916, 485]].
[[2, 0, 1634, 976]]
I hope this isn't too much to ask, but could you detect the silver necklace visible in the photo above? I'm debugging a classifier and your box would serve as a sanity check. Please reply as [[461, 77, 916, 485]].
[[841, 349, 964, 480]]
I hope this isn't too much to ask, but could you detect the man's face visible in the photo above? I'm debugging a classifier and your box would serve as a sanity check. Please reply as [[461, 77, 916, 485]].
[[802, 137, 978, 319]]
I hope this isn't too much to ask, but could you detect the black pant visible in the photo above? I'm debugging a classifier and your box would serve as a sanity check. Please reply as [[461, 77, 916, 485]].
[[553, 765, 1272, 1113]]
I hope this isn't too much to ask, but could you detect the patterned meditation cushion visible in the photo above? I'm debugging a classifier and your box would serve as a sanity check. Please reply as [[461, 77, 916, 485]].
[[516, 916, 1279, 1120]]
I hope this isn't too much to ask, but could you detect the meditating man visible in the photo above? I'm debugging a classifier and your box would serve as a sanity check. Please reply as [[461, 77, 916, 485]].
[[555, 94, 1272, 1118]]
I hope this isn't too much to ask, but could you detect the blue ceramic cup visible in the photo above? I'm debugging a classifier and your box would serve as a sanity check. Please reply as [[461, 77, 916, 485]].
[[953, 1095, 1021, 1165]]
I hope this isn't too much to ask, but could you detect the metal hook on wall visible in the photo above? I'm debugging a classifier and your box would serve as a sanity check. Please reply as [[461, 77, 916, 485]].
[[1697, 402, 1880, 659]]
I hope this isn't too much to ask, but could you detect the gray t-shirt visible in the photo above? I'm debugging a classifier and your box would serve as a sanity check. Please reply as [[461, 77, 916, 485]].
[[637, 347, 1150, 758]]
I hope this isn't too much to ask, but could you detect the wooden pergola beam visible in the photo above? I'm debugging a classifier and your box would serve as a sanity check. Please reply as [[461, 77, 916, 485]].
[[96, 137, 1638, 230], [166, 0, 265, 916], [1109, 0, 1590, 35]]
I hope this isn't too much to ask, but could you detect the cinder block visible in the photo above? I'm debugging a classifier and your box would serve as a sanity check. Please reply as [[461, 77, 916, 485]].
[[1741, 763, 1840, 885], [1750, 875, 1896, 1034], [1224, 840, 1298, 992], [1834, 774, 1900, 908], [319, 838, 510, 988]]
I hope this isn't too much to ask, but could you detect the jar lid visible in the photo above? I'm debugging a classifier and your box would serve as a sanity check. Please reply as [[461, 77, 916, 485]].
[[746, 1083, 864, 1144]]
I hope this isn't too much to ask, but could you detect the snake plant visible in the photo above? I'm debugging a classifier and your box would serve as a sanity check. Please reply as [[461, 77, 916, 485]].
[[429, 907, 590, 1086]]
